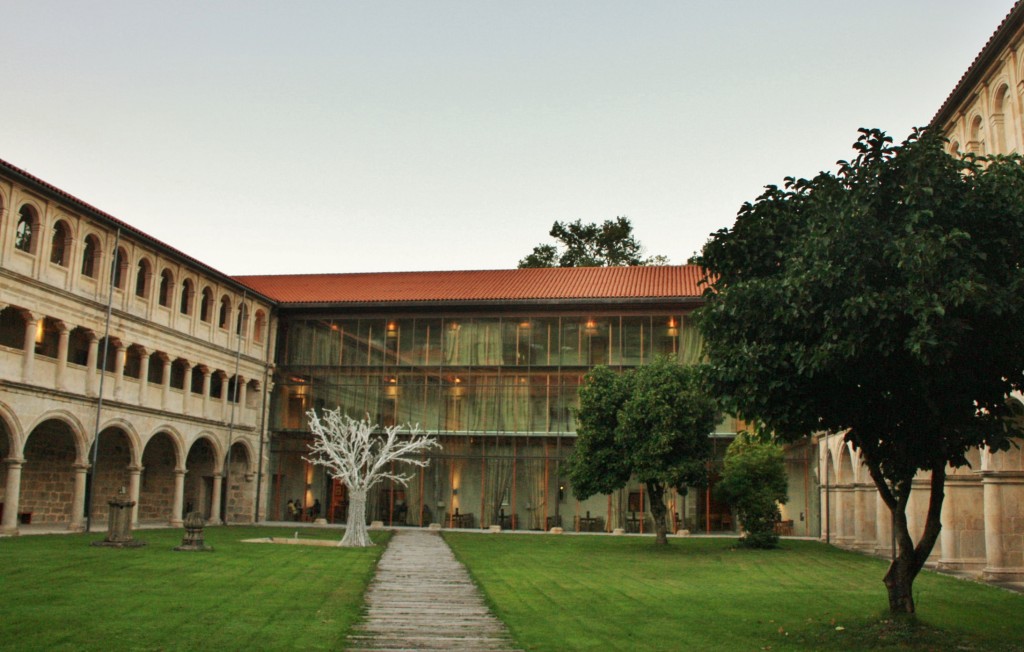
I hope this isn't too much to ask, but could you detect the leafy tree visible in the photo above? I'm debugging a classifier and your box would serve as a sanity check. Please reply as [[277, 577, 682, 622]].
[[697, 128, 1024, 612], [518, 217, 666, 268], [305, 409, 440, 547], [566, 357, 720, 545], [716, 433, 788, 549]]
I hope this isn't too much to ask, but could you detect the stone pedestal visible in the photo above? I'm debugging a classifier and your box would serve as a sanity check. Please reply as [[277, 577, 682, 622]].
[[174, 511, 213, 552], [91, 491, 145, 548]]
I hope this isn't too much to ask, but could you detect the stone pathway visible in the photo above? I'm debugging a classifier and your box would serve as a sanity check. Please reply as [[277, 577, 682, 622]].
[[347, 529, 521, 651]]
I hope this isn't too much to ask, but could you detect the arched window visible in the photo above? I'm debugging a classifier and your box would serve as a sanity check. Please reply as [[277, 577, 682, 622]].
[[991, 84, 1018, 154], [180, 279, 194, 315], [219, 295, 231, 330], [158, 269, 174, 307], [200, 287, 213, 322], [969, 115, 986, 155], [49, 220, 71, 266], [135, 258, 152, 298], [113, 247, 128, 289], [236, 303, 248, 337], [253, 310, 266, 343], [81, 234, 101, 277], [15, 205, 38, 253]]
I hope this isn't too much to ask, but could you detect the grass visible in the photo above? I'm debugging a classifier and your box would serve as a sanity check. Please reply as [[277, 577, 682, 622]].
[[444, 534, 1024, 652], [0, 526, 389, 651]]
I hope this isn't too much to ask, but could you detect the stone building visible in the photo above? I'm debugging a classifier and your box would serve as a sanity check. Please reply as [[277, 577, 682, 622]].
[[817, 0, 1024, 582], [0, 160, 276, 534]]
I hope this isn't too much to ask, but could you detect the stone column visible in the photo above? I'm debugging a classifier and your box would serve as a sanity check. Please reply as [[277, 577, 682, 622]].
[[85, 331, 100, 396], [1, 458, 25, 535], [200, 367, 212, 418], [160, 355, 172, 410], [180, 361, 193, 415], [170, 469, 186, 527], [209, 473, 223, 524], [127, 465, 142, 527], [237, 376, 247, 413], [219, 375, 229, 422], [939, 472, 986, 572], [853, 483, 876, 551], [112, 341, 126, 399], [982, 471, 1024, 581], [69, 463, 90, 532], [136, 347, 150, 406], [54, 320, 69, 390], [20, 310, 39, 383], [875, 492, 893, 558]]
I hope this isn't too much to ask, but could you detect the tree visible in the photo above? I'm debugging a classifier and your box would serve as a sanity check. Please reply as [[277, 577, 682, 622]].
[[566, 357, 720, 545], [697, 128, 1024, 612], [716, 433, 788, 549], [305, 409, 440, 547], [518, 217, 666, 268]]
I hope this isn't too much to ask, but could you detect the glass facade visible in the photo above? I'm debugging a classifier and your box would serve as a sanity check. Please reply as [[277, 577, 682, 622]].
[[267, 311, 769, 533]]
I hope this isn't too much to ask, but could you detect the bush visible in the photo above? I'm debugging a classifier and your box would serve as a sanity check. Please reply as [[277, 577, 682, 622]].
[[717, 433, 788, 548]]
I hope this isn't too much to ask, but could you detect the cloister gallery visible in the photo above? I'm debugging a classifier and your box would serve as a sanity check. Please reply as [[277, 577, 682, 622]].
[[1, 0, 1023, 584]]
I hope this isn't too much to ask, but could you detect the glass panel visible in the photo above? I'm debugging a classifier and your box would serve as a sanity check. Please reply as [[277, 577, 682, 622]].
[[529, 317, 558, 367], [620, 316, 651, 366], [559, 319, 582, 366]]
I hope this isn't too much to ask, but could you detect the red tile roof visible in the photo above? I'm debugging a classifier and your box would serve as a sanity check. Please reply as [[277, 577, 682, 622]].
[[234, 266, 706, 306], [931, 0, 1024, 128]]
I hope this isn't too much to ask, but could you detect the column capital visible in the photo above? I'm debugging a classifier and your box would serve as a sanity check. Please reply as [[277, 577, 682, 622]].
[[174, 468, 187, 477], [72, 462, 91, 472], [127, 464, 143, 474], [17, 309, 40, 323], [52, 319, 69, 333], [5, 457, 26, 468]]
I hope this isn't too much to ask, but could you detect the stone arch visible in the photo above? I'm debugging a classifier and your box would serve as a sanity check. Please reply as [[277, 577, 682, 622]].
[[218, 295, 232, 330], [835, 442, 855, 485], [112, 246, 128, 290], [949, 139, 961, 156], [143, 425, 187, 468], [0, 305, 28, 350], [199, 286, 214, 322], [138, 430, 182, 523], [24, 410, 89, 461], [245, 379, 261, 409], [79, 232, 102, 279], [48, 218, 73, 267], [968, 113, 986, 155], [21, 417, 81, 525], [95, 417, 142, 467], [179, 277, 195, 315], [253, 309, 267, 343], [991, 81, 1018, 154], [158, 268, 174, 308], [0, 400, 26, 457], [134, 256, 153, 299], [87, 424, 137, 520], [183, 434, 221, 519], [14, 203, 42, 254]]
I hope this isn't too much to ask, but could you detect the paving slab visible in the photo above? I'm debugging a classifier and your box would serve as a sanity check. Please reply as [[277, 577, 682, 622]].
[[347, 529, 521, 651]]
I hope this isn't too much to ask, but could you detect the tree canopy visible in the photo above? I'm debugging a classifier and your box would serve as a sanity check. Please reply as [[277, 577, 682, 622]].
[[566, 357, 719, 544], [697, 128, 1024, 612], [518, 217, 667, 268]]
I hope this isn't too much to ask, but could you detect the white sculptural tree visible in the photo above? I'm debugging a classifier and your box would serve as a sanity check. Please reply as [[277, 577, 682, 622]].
[[305, 408, 440, 547]]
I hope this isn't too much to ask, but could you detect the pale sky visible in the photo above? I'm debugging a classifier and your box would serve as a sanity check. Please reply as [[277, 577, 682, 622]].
[[1, 1, 1015, 275]]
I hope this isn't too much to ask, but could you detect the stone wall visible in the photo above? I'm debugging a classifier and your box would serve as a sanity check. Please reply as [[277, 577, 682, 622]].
[[20, 430, 76, 524]]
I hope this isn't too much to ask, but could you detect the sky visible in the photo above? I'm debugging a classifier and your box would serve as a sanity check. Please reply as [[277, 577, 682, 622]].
[[1, 1, 1016, 276]]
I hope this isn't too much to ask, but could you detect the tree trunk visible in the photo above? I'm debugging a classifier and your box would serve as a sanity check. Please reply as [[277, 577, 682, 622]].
[[869, 462, 946, 614], [340, 486, 374, 547], [646, 481, 669, 545]]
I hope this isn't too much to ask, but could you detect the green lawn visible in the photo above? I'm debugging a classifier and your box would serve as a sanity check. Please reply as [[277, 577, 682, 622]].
[[444, 533, 1024, 652], [0, 526, 388, 651]]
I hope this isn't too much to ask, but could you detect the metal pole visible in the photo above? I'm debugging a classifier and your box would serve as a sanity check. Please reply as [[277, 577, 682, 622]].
[[222, 291, 246, 525], [87, 227, 121, 533], [824, 437, 831, 544], [253, 328, 273, 523]]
